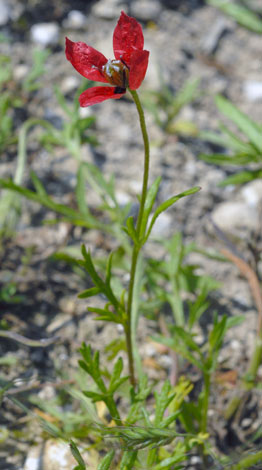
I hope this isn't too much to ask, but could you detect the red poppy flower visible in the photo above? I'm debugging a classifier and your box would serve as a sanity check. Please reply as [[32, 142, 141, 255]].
[[65, 11, 149, 107]]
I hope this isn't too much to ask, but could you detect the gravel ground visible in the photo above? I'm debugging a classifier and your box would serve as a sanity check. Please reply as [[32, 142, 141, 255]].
[[0, 0, 262, 469]]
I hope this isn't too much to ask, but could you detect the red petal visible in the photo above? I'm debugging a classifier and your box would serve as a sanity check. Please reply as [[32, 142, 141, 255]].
[[79, 86, 125, 107], [129, 50, 149, 90], [65, 37, 108, 83], [113, 11, 144, 66]]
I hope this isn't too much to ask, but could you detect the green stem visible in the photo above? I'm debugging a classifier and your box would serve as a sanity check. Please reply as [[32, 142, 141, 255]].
[[230, 451, 262, 470], [201, 371, 210, 434], [125, 89, 150, 387], [199, 371, 211, 469], [247, 336, 262, 383]]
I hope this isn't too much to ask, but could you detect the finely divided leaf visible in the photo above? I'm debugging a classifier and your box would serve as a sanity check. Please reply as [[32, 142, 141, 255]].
[[145, 186, 201, 242]]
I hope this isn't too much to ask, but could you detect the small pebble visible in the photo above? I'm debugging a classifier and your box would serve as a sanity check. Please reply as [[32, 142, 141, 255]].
[[149, 212, 172, 237], [243, 80, 262, 102], [61, 76, 80, 94], [241, 418, 252, 429], [190, 455, 201, 465], [201, 18, 231, 55], [231, 339, 241, 350], [131, 0, 162, 22], [211, 201, 258, 233], [31, 23, 60, 46], [62, 10, 86, 29], [241, 180, 262, 207], [13, 64, 29, 81], [92, 0, 127, 20], [0, 0, 11, 26]]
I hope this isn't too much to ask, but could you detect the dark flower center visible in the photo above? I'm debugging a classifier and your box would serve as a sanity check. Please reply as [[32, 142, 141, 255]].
[[102, 59, 129, 88]]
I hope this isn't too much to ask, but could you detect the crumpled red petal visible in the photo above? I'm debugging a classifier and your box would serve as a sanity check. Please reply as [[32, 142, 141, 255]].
[[113, 11, 144, 66], [79, 86, 126, 107], [128, 50, 149, 90], [65, 37, 108, 83]]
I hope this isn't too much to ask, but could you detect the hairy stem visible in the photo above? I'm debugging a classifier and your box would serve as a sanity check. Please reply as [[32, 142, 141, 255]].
[[125, 89, 150, 386]]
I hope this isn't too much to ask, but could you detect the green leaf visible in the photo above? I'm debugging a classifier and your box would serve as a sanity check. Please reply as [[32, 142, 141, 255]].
[[80, 245, 119, 309], [80, 162, 116, 205], [78, 287, 101, 299], [70, 441, 86, 470], [119, 450, 137, 470], [97, 450, 115, 470], [219, 169, 262, 186], [79, 344, 107, 393], [123, 216, 138, 244], [145, 186, 201, 242], [199, 153, 254, 166], [173, 326, 202, 355], [109, 357, 123, 392], [88, 306, 123, 324], [215, 95, 262, 152], [140, 176, 161, 238], [76, 116, 96, 132], [76, 164, 89, 216], [30, 171, 47, 196], [209, 315, 227, 351], [225, 315, 244, 329], [154, 380, 173, 426], [207, 0, 262, 33], [154, 453, 186, 470], [0, 178, 97, 228], [105, 251, 114, 285], [219, 123, 257, 154], [82, 390, 105, 402], [153, 334, 204, 371]]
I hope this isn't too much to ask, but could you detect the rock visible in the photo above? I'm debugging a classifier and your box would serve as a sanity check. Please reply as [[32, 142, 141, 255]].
[[92, 0, 127, 20], [24, 446, 40, 470], [0, 0, 11, 26], [200, 18, 232, 55], [62, 10, 86, 29], [211, 201, 258, 233], [130, 0, 162, 22], [115, 190, 131, 206], [13, 64, 29, 81], [60, 75, 80, 94], [149, 212, 172, 237], [241, 180, 262, 207], [31, 23, 60, 46], [24, 441, 89, 470], [243, 80, 262, 102]]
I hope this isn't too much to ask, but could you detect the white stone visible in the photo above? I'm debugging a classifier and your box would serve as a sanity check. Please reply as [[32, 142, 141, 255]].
[[149, 211, 172, 236], [0, 0, 11, 26], [241, 418, 252, 428], [13, 64, 29, 81], [25, 440, 89, 470], [92, 0, 127, 19], [31, 23, 60, 46], [243, 80, 262, 102], [24, 447, 41, 470], [241, 180, 262, 207], [115, 190, 131, 206], [212, 201, 258, 233], [60, 76, 80, 94], [131, 0, 162, 22], [63, 10, 86, 29], [231, 339, 241, 350]]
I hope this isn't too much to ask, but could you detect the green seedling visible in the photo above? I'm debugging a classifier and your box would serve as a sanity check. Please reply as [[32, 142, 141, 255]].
[[199, 95, 262, 185], [22, 48, 50, 92], [40, 82, 98, 160], [207, 0, 262, 33], [141, 76, 199, 138]]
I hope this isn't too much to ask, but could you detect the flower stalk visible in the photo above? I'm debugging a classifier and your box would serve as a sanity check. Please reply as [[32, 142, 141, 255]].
[[125, 89, 150, 386]]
